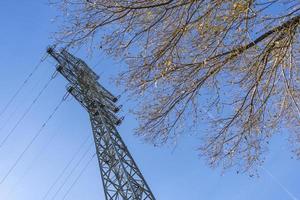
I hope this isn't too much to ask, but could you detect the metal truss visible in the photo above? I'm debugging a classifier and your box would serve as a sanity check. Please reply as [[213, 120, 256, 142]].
[[47, 47, 156, 200]]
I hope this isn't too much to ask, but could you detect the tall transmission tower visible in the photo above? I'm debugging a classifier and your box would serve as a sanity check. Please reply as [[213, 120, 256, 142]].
[[47, 47, 156, 200]]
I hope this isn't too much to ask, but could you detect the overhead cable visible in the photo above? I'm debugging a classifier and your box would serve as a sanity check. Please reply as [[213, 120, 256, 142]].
[[41, 134, 91, 200], [0, 53, 48, 119], [6, 120, 66, 197], [50, 143, 94, 200], [62, 153, 96, 200], [0, 68, 51, 132], [0, 91, 69, 185], [0, 71, 57, 149]]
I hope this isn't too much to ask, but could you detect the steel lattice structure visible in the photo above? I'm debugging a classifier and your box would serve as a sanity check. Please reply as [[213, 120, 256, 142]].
[[47, 47, 156, 200]]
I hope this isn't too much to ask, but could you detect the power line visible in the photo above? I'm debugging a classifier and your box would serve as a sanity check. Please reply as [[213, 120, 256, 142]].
[[0, 92, 68, 185], [200, 107, 299, 200], [0, 69, 48, 132], [261, 167, 299, 200], [50, 143, 94, 200], [5, 119, 67, 198], [0, 53, 48, 119], [0, 100, 20, 132], [62, 153, 96, 200], [42, 136, 91, 200], [0, 71, 57, 149]]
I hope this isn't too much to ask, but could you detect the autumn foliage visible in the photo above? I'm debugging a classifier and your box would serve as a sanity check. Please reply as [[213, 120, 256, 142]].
[[56, 0, 300, 172]]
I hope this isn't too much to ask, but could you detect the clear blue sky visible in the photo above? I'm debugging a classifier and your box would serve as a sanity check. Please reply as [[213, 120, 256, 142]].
[[0, 1, 299, 200]]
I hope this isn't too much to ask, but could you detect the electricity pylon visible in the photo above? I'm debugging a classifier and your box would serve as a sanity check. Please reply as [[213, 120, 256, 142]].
[[47, 47, 156, 200]]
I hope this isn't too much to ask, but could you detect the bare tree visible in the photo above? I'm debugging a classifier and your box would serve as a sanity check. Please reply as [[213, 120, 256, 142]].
[[55, 0, 300, 173]]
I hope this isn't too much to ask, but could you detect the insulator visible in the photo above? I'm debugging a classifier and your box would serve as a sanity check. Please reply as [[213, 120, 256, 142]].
[[113, 105, 122, 113], [115, 120, 121, 126], [111, 95, 121, 103], [47, 47, 65, 66], [112, 97, 118, 103], [115, 116, 125, 126], [112, 95, 121, 103], [113, 107, 120, 113], [47, 47, 54, 54], [67, 85, 74, 93], [56, 65, 63, 72]]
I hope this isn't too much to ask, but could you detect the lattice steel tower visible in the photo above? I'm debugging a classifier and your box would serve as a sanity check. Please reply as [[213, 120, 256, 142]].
[[47, 47, 156, 200]]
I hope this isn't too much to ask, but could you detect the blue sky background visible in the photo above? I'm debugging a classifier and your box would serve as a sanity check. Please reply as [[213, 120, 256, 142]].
[[0, 1, 299, 200]]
